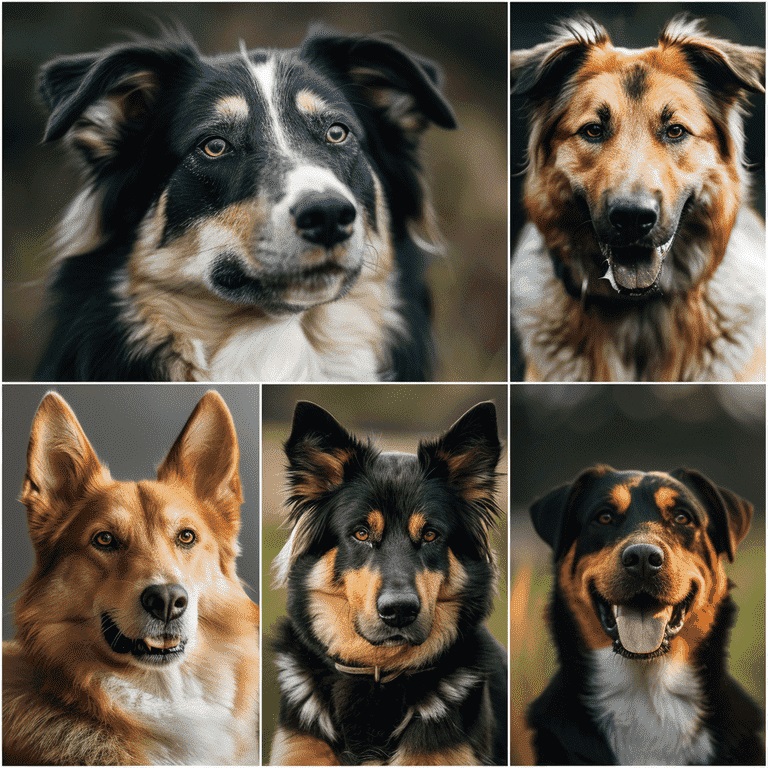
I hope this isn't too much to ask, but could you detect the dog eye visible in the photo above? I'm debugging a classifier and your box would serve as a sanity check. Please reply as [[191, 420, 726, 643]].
[[92, 531, 118, 549], [422, 529, 439, 543], [581, 123, 605, 141], [326, 123, 349, 144], [199, 137, 231, 158], [353, 528, 370, 542], [177, 529, 197, 546], [673, 511, 692, 525], [666, 124, 687, 140], [595, 510, 614, 525]]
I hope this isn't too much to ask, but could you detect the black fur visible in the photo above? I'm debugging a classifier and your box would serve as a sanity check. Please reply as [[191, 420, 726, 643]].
[[35, 26, 456, 381], [272, 401, 507, 765]]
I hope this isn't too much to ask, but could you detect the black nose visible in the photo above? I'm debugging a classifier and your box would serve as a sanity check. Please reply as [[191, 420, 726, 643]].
[[377, 590, 420, 629], [621, 543, 664, 580], [140, 583, 188, 623], [607, 199, 659, 243], [291, 192, 356, 248]]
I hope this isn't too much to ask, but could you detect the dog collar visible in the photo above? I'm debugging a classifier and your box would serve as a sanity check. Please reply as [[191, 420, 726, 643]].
[[333, 661, 434, 684]]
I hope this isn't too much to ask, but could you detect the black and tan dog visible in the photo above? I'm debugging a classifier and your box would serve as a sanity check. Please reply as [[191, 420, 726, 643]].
[[270, 401, 507, 765], [529, 465, 763, 765]]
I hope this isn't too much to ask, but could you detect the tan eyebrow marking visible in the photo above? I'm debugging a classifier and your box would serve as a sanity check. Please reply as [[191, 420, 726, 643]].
[[654, 486, 678, 514], [296, 89, 329, 114], [214, 95, 249, 120], [408, 512, 427, 541]]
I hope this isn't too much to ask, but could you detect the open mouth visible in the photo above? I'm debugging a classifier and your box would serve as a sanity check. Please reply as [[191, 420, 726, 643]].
[[101, 613, 186, 661], [591, 585, 696, 659], [598, 236, 674, 296]]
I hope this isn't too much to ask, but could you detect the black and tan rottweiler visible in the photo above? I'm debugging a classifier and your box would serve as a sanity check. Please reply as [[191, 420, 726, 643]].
[[270, 401, 507, 765], [529, 465, 764, 765]]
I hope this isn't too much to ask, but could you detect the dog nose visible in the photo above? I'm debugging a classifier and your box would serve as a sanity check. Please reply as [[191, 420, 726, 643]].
[[291, 192, 356, 248], [377, 590, 421, 628], [140, 583, 188, 623], [607, 200, 659, 243], [621, 543, 664, 579]]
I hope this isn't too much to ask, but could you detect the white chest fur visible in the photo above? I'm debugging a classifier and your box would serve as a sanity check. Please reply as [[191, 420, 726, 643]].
[[586, 648, 713, 765], [101, 667, 256, 765]]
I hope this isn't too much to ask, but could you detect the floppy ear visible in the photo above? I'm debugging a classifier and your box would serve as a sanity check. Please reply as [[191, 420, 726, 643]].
[[670, 468, 753, 562], [274, 402, 372, 586], [418, 402, 502, 561], [660, 16, 765, 103], [510, 15, 609, 101], [39, 32, 199, 170], [157, 391, 242, 531], [21, 392, 110, 551], [530, 465, 610, 561]]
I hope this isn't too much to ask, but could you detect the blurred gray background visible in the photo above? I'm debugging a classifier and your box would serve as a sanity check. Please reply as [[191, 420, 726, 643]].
[[3, 384, 260, 640], [3, 2, 507, 382], [509, 384, 765, 763]]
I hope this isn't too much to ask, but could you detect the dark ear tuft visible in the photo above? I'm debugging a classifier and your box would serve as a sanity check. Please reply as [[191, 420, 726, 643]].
[[418, 402, 502, 560], [670, 468, 753, 562]]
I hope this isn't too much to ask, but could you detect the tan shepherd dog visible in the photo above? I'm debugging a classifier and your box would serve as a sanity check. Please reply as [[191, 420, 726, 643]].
[[511, 16, 765, 381], [3, 391, 259, 765]]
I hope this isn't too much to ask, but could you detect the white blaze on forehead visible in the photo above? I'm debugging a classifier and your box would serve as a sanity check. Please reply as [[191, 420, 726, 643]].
[[296, 88, 330, 115], [283, 165, 356, 208], [214, 95, 250, 120], [246, 56, 293, 156]]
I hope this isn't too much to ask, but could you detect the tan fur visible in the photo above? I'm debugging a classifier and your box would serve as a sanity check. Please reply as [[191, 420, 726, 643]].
[[408, 512, 427, 541], [391, 744, 478, 765], [3, 392, 259, 765], [215, 95, 250, 120], [296, 89, 329, 115], [270, 727, 340, 765]]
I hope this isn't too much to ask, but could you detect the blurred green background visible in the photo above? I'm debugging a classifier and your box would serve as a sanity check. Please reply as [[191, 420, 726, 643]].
[[509, 385, 766, 764], [3, 2, 507, 382], [261, 384, 508, 762]]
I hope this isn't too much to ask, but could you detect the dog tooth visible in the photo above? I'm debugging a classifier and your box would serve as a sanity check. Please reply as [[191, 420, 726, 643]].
[[144, 636, 180, 650], [600, 263, 620, 293]]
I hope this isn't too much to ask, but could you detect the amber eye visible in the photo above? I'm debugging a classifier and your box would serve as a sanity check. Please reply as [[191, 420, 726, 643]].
[[666, 124, 686, 140], [596, 511, 614, 525], [674, 511, 692, 525], [353, 528, 370, 542], [326, 123, 349, 144], [177, 529, 196, 546], [422, 529, 438, 543], [582, 123, 605, 140], [200, 137, 231, 158], [92, 531, 117, 549]]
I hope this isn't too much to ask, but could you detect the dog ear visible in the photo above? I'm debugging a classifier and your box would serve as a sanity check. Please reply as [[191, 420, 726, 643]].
[[660, 16, 765, 102], [530, 465, 610, 561], [22, 392, 109, 550], [273, 402, 372, 586], [39, 33, 198, 169], [418, 402, 502, 561], [510, 15, 609, 101], [670, 468, 753, 562], [157, 391, 242, 531]]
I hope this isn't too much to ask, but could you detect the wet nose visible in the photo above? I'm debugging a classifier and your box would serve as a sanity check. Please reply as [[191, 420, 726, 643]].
[[377, 589, 421, 628], [140, 583, 188, 623], [621, 543, 664, 580], [291, 192, 356, 248], [607, 199, 659, 243]]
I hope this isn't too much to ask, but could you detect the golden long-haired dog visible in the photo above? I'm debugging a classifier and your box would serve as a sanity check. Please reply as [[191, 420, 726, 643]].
[[2, 391, 259, 765], [510, 16, 765, 381]]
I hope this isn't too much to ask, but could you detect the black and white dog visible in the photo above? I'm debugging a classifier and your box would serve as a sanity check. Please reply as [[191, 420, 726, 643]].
[[36, 26, 456, 381]]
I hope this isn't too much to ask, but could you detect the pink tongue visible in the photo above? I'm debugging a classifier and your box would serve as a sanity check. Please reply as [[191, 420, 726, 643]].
[[611, 247, 662, 290], [615, 604, 673, 654]]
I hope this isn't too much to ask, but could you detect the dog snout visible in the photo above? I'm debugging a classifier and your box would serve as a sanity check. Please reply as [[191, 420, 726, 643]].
[[377, 588, 421, 629], [621, 543, 664, 580], [140, 583, 188, 623], [291, 192, 356, 248], [606, 198, 659, 244]]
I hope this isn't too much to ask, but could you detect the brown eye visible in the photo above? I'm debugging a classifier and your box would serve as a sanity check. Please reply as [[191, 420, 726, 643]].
[[354, 528, 369, 542], [582, 123, 604, 140], [674, 511, 692, 525], [666, 124, 686, 140], [93, 531, 116, 549], [200, 137, 230, 158], [326, 123, 349, 144], [177, 529, 196, 546], [422, 529, 438, 543], [597, 511, 614, 525]]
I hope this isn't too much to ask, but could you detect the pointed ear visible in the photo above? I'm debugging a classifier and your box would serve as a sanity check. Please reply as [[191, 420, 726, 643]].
[[530, 465, 610, 561], [418, 402, 502, 560], [157, 391, 242, 527], [670, 468, 753, 562], [22, 392, 109, 549], [39, 33, 199, 169], [274, 402, 371, 586]]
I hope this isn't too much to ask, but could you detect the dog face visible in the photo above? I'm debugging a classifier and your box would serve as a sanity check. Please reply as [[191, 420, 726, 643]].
[[15, 391, 246, 671], [275, 401, 501, 669], [40, 28, 455, 315], [531, 466, 753, 659], [511, 16, 764, 300]]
